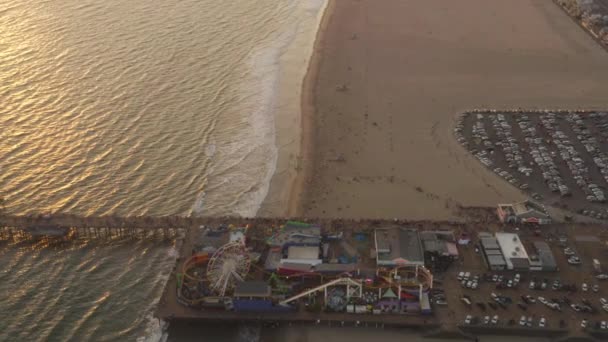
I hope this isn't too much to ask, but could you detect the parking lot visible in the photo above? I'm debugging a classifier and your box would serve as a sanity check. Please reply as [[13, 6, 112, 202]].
[[432, 224, 608, 334], [456, 111, 608, 221]]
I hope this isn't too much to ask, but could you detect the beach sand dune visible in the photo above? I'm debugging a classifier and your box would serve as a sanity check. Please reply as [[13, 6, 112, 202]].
[[295, 0, 608, 220]]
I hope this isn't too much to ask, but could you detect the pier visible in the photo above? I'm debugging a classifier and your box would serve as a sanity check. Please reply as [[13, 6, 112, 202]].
[[1, 210, 606, 341], [0, 206, 497, 241]]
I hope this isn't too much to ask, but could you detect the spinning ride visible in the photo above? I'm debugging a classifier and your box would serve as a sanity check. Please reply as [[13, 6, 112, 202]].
[[206, 241, 251, 296]]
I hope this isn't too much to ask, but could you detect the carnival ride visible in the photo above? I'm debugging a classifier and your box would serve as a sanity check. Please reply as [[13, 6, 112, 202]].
[[206, 241, 251, 296], [377, 265, 433, 298]]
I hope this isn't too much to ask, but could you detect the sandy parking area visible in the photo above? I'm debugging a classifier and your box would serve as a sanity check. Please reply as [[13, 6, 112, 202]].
[[295, 0, 608, 220]]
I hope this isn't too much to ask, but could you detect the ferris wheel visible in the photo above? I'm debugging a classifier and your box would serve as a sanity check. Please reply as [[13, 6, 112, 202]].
[[206, 241, 251, 296]]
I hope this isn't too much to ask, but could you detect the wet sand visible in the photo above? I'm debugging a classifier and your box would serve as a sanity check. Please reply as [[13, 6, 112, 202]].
[[292, 0, 608, 220]]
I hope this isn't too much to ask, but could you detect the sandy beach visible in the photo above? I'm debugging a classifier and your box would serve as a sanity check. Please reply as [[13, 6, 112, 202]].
[[287, 0, 608, 221]]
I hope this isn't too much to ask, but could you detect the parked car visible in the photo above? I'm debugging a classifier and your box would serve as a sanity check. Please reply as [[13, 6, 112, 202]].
[[552, 280, 561, 290], [581, 319, 588, 328], [464, 315, 472, 324], [519, 316, 527, 326], [582, 283, 588, 292], [539, 317, 546, 328], [491, 315, 499, 324]]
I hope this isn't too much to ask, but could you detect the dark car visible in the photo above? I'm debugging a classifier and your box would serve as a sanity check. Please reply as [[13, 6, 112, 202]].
[[518, 303, 528, 311]]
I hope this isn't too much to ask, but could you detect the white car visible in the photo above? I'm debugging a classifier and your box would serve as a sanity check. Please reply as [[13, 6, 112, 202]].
[[539, 317, 546, 328], [458, 271, 465, 280], [484, 316, 490, 324], [465, 315, 472, 324], [601, 321, 607, 330], [538, 296, 547, 305], [581, 319, 588, 328], [491, 315, 498, 324], [601, 298, 608, 306], [593, 284, 599, 293], [464, 272, 471, 280], [529, 281, 535, 290], [582, 283, 588, 292], [597, 274, 608, 280], [519, 316, 527, 326]]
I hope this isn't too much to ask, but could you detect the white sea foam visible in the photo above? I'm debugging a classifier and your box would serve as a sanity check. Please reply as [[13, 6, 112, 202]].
[[136, 314, 168, 342], [204, 142, 216, 157], [166, 246, 178, 258], [191, 191, 206, 216], [231, 0, 327, 218]]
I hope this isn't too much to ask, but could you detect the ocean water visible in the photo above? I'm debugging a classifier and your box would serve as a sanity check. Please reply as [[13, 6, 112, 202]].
[[0, 0, 322, 218], [0, 237, 176, 341], [0, 0, 326, 341]]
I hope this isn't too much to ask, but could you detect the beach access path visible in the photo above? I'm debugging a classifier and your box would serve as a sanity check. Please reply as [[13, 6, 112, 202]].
[[296, 0, 608, 221]]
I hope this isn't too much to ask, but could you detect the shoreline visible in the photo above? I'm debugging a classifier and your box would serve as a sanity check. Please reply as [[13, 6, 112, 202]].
[[286, 0, 334, 217], [256, 0, 331, 218]]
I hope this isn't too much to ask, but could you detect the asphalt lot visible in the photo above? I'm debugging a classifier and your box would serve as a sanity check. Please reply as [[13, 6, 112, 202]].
[[457, 111, 608, 221], [433, 224, 608, 333]]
